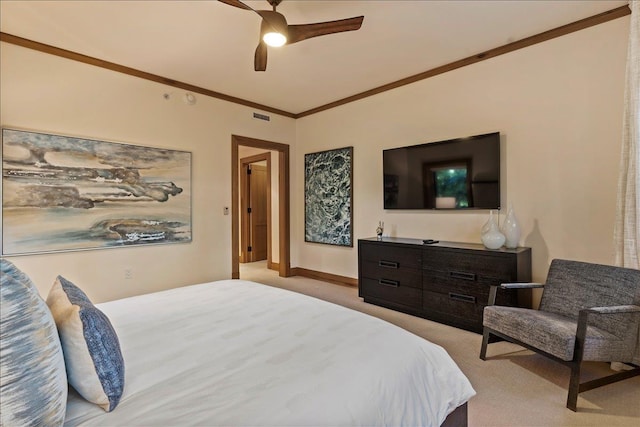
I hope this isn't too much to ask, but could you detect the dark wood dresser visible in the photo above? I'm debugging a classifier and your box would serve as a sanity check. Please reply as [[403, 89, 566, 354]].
[[358, 237, 532, 333]]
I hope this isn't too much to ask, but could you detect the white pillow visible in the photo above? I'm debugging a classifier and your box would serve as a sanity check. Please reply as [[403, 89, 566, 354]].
[[47, 275, 125, 412], [0, 259, 67, 426]]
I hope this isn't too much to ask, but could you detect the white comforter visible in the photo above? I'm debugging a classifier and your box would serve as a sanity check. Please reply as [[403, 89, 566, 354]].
[[64, 280, 475, 426]]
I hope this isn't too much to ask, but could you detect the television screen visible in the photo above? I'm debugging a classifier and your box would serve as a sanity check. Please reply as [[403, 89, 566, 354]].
[[383, 132, 500, 210]]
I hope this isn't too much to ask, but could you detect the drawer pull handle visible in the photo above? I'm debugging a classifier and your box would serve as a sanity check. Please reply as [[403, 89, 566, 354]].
[[449, 271, 476, 281], [449, 292, 476, 303], [379, 279, 399, 288], [379, 260, 399, 269]]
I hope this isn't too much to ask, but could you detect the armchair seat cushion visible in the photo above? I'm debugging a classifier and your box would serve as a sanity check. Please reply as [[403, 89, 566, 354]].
[[483, 306, 632, 362]]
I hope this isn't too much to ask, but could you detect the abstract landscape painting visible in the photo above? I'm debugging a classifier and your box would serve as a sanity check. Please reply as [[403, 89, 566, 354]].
[[1, 128, 191, 255], [304, 146, 353, 247]]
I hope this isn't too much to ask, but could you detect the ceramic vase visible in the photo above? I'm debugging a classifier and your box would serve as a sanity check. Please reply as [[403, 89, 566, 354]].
[[481, 210, 497, 236], [481, 211, 505, 249], [501, 205, 521, 249]]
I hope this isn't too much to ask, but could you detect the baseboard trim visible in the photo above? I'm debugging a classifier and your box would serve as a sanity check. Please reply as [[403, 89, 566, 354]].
[[292, 268, 357, 287], [268, 261, 279, 271]]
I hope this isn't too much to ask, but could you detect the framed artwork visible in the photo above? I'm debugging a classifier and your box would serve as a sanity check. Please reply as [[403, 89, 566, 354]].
[[1, 128, 192, 255], [304, 146, 353, 247]]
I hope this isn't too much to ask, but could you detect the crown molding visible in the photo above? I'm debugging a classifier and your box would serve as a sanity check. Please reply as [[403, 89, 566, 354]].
[[0, 32, 295, 119], [0, 4, 630, 119]]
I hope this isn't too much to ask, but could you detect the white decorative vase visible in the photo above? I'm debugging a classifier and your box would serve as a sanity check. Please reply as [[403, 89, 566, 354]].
[[481, 210, 497, 236], [481, 211, 505, 249], [501, 205, 521, 249]]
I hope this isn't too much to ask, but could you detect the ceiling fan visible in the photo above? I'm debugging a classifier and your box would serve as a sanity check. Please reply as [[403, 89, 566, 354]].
[[219, 0, 364, 71]]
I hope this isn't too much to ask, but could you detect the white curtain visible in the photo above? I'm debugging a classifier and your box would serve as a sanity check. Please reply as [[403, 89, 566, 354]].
[[614, 0, 640, 270], [613, 0, 639, 367]]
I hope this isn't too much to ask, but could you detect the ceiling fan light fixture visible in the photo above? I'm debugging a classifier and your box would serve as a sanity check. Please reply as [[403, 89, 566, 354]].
[[259, 10, 289, 47], [221, 0, 364, 70], [263, 31, 287, 47]]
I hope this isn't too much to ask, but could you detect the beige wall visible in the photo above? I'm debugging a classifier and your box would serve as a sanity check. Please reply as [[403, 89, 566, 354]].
[[295, 17, 630, 292], [0, 42, 297, 302], [0, 15, 630, 305]]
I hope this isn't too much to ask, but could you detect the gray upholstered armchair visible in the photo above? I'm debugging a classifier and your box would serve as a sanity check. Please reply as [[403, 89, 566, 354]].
[[480, 259, 640, 411]]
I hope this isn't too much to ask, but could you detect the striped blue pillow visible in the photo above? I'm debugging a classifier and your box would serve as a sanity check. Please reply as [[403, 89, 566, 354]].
[[47, 276, 125, 412], [1, 257, 38, 287], [0, 259, 67, 427]]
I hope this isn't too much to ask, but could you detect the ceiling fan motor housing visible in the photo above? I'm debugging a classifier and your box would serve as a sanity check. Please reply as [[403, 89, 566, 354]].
[[267, 0, 284, 8], [260, 10, 289, 42]]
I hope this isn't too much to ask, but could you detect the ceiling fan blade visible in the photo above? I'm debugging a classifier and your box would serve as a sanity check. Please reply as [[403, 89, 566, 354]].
[[287, 16, 364, 44], [217, 0, 253, 11], [255, 42, 268, 71]]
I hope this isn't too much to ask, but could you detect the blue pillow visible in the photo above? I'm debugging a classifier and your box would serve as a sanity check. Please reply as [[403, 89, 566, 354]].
[[46, 275, 125, 412], [0, 259, 67, 426]]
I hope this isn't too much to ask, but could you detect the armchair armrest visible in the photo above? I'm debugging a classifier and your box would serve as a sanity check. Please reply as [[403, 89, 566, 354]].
[[575, 305, 640, 358], [487, 283, 545, 306], [582, 305, 640, 315]]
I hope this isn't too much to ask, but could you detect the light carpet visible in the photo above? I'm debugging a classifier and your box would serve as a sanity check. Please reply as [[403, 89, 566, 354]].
[[240, 261, 640, 427]]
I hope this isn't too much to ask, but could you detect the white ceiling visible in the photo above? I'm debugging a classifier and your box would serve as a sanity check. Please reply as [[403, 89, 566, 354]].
[[0, 0, 629, 115]]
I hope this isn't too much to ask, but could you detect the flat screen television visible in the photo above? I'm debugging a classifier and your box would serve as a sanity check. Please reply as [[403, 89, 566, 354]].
[[383, 132, 501, 210]]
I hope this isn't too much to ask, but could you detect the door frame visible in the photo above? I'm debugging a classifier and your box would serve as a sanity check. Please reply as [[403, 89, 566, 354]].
[[232, 135, 290, 278], [240, 152, 271, 264]]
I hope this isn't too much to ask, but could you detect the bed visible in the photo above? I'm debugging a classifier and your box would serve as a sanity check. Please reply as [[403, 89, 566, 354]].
[[1, 262, 475, 427]]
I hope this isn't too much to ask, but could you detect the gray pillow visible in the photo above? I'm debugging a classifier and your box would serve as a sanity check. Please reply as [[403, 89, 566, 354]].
[[0, 259, 67, 427]]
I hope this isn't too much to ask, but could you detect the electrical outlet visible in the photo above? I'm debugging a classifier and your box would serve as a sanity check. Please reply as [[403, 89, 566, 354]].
[[124, 269, 133, 280], [223, 206, 229, 215]]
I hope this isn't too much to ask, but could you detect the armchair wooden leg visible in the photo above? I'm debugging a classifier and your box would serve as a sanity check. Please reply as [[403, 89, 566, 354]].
[[567, 309, 589, 411], [566, 362, 580, 411], [480, 328, 491, 360]]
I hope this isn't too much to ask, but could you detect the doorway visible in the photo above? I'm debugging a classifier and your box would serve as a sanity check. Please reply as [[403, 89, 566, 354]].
[[231, 135, 290, 279], [240, 153, 270, 264]]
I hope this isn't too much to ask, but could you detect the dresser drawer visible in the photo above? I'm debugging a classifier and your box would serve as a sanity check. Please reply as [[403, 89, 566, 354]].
[[360, 277, 422, 309], [361, 260, 422, 289], [423, 248, 514, 280], [423, 272, 490, 299], [423, 272, 518, 306], [423, 290, 484, 331], [360, 243, 422, 270]]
